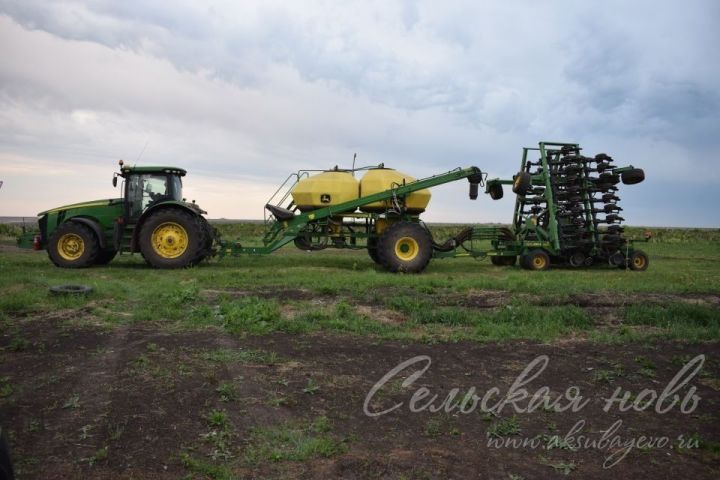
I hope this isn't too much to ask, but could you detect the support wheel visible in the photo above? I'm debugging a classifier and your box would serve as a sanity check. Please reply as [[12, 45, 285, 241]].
[[491, 256, 517, 266], [377, 222, 432, 273], [47, 222, 100, 268], [512, 172, 532, 195], [628, 250, 649, 271], [621, 168, 645, 185], [521, 250, 550, 271], [139, 208, 203, 269], [488, 183, 504, 200]]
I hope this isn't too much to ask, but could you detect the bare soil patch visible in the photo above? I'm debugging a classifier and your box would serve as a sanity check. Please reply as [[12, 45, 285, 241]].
[[1, 314, 719, 479]]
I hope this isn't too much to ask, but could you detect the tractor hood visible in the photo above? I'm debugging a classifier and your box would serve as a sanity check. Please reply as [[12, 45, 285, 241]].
[[38, 198, 123, 216]]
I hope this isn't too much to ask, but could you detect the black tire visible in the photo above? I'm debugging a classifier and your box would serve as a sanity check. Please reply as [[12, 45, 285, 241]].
[[569, 252, 585, 267], [491, 255, 517, 266], [609, 251, 625, 267], [512, 172, 532, 195], [294, 235, 312, 251], [193, 217, 215, 263], [376, 222, 433, 273], [628, 250, 649, 271], [49, 284, 93, 296], [139, 208, 203, 269], [95, 249, 117, 265], [488, 183, 504, 200], [521, 249, 550, 271], [621, 168, 645, 185], [367, 237, 382, 264], [47, 222, 100, 268], [0, 425, 13, 480]]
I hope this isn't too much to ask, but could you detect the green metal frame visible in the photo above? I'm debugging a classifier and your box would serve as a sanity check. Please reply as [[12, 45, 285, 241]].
[[217, 166, 483, 256], [482, 141, 646, 262]]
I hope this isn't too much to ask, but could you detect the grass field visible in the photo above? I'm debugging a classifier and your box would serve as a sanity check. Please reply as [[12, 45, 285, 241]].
[[1, 223, 719, 478]]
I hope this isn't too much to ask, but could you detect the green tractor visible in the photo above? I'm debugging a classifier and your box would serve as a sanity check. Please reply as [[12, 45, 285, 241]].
[[20, 161, 214, 269]]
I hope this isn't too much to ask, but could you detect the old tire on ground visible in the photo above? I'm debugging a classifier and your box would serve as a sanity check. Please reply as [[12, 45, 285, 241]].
[[139, 208, 203, 269], [521, 249, 550, 271], [47, 222, 100, 268], [512, 172, 532, 195], [377, 222, 432, 273], [95, 249, 117, 265], [628, 250, 649, 271], [490, 255, 517, 266], [49, 284, 93, 296], [621, 168, 645, 185]]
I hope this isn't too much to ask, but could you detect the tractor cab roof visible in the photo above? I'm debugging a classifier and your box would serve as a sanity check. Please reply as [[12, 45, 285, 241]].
[[121, 166, 187, 176]]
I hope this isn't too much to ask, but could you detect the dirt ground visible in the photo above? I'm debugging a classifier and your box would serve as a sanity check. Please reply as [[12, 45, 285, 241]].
[[1, 309, 719, 479]]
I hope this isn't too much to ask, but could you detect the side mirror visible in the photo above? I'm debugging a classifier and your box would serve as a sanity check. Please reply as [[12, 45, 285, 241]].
[[112, 176, 118, 187]]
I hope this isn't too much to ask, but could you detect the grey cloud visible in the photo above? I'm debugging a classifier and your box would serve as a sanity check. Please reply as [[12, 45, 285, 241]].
[[0, 1, 718, 225]]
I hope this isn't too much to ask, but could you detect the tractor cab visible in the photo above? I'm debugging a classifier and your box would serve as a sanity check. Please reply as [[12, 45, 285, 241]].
[[114, 161, 187, 221]]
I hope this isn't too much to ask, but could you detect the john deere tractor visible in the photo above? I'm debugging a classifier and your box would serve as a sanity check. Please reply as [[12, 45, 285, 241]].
[[21, 161, 214, 269]]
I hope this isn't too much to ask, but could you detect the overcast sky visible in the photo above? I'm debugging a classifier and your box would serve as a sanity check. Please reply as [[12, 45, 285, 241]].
[[0, 0, 718, 226]]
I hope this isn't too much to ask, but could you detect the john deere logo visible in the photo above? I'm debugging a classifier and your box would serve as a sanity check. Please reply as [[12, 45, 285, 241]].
[[320, 194, 331, 204]]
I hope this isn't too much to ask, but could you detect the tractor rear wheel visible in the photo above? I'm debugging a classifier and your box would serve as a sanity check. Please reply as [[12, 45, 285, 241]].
[[521, 250, 550, 271], [193, 217, 215, 263], [139, 208, 203, 269], [48, 222, 100, 268], [377, 222, 432, 273]]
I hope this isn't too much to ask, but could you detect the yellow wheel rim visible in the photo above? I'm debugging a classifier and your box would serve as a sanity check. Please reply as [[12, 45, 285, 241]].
[[151, 222, 189, 259], [58, 233, 85, 260], [633, 255, 646, 269], [532, 255, 547, 269], [394, 236, 419, 261]]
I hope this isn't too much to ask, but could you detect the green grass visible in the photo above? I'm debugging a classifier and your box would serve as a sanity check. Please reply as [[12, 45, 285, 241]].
[[1, 224, 719, 344], [243, 416, 346, 464]]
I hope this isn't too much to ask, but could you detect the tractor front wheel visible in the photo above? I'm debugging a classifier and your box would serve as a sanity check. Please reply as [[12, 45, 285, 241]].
[[48, 222, 100, 268], [377, 222, 432, 273], [139, 209, 203, 269]]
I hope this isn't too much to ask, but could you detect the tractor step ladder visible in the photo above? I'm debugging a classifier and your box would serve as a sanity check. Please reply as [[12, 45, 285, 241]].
[[118, 223, 136, 254]]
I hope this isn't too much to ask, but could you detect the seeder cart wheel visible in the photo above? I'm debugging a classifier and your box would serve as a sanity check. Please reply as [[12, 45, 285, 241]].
[[367, 237, 382, 264], [376, 222, 433, 273]]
